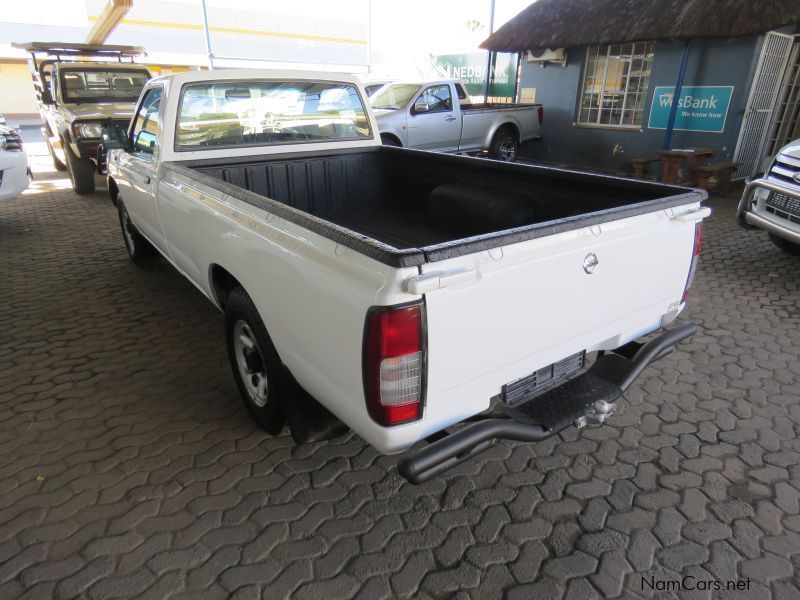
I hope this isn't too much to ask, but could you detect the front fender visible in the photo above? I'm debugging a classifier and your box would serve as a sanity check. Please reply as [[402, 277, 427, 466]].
[[56, 127, 80, 158], [380, 128, 406, 146], [375, 113, 408, 146]]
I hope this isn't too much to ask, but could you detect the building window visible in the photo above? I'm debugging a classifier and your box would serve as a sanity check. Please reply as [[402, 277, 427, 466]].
[[578, 42, 655, 128]]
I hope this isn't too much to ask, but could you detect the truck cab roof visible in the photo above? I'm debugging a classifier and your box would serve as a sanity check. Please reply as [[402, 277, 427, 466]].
[[150, 68, 365, 87], [53, 61, 150, 71], [53, 61, 150, 75]]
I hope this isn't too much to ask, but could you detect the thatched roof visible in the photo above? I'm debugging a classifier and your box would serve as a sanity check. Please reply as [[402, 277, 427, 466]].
[[481, 0, 800, 51]]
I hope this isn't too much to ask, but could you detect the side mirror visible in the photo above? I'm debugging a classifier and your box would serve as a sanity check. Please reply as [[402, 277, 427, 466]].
[[413, 98, 430, 114], [101, 124, 130, 151]]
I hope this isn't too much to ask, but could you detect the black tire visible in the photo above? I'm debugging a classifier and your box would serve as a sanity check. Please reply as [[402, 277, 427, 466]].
[[381, 134, 401, 147], [117, 199, 157, 265], [108, 180, 118, 207], [48, 141, 67, 171], [489, 128, 519, 162], [225, 288, 286, 434], [769, 233, 800, 256], [65, 145, 96, 195]]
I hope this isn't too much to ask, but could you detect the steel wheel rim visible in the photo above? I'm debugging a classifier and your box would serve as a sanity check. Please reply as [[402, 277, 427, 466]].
[[498, 139, 517, 161], [233, 320, 268, 407]]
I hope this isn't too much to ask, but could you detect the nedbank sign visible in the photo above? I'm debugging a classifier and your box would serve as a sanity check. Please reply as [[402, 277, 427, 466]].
[[648, 86, 734, 133], [430, 53, 518, 100]]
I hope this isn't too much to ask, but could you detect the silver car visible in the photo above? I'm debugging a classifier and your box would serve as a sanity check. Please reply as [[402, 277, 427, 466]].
[[371, 80, 542, 162]]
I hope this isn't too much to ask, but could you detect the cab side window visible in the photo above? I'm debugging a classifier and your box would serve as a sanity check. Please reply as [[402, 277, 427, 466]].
[[419, 84, 452, 113], [131, 88, 163, 155]]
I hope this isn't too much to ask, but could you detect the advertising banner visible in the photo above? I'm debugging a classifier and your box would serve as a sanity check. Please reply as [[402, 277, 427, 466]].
[[430, 52, 518, 100], [648, 86, 734, 133]]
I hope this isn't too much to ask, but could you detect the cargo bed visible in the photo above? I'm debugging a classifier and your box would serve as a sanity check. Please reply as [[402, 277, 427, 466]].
[[177, 146, 704, 267]]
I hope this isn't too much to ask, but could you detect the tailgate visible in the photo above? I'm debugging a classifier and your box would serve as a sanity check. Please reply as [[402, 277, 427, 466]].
[[414, 205, 706, 427]]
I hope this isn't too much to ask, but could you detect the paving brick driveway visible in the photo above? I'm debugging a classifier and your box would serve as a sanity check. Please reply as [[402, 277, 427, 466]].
[[1, 147, 799, 600]]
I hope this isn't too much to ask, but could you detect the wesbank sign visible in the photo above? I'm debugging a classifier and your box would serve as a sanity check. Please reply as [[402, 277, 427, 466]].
[[648, 86, 733, 133], [658, 93, 719, 110]]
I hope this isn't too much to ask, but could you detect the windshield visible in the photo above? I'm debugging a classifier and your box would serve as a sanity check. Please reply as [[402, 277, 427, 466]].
[[60, 68, 149, 103], [370, 84, 421, 110], [176, 80, 372, 150]]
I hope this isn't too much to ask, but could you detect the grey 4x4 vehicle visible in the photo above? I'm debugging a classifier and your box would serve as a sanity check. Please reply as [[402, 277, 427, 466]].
[[13, 42, 150, 195], [738, 139, 800, 255]]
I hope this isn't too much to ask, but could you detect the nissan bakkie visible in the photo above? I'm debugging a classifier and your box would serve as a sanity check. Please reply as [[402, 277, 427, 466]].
[[103, 69, 708, 483]]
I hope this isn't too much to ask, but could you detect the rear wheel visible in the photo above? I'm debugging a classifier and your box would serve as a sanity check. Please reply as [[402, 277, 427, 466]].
[[48, 141, 66, 171], [117, 199, 157, 265], [769, 233, 800, 255], [65, 145, 95, 195], [489, 128, 518, 162], [225, 288, 286, 434]]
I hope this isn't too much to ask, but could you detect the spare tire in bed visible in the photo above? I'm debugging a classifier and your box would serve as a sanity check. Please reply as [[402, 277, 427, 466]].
[[427, 183, 537, 236]]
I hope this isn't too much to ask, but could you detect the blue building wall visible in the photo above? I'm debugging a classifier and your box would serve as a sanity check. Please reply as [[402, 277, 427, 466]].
[[518, 35, 765, 174]]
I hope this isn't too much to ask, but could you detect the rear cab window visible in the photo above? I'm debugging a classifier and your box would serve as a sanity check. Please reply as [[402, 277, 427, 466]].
[[175, 80, 372, 150]]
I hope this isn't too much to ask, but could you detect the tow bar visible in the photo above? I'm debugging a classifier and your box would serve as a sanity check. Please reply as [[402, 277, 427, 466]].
[[398, 322, 698, 484]]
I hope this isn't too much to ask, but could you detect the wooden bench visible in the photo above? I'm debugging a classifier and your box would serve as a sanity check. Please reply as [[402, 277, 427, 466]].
[[631, 157, 660, 179], [695, 161, 740, 194]]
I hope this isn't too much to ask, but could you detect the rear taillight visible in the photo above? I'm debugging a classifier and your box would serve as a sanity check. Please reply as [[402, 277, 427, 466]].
[[681, 223, 703, 303], [363, 303, 425, 426], [537, 105, 544, 126]]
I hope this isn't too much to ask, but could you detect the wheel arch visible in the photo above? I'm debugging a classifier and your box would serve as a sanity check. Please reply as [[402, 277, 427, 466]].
[[380, 132, 403, 147], [489, 122, 520, 145], [209, 263, 245, 310]]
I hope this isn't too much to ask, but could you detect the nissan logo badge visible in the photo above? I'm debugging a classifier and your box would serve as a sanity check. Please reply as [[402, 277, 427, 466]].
[[583, 252, 599, 274]]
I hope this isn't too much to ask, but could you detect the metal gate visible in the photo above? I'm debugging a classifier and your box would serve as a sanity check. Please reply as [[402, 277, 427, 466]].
[[733, 32, 794, 179], [765, 41, 800, 159]]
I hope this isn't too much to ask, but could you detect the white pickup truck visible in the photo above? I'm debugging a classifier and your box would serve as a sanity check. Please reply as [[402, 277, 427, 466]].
[[104, 69, 707, 483], [371, 80, 542, 161]]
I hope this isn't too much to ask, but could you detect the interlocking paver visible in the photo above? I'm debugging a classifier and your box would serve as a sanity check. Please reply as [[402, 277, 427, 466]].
[[0, 146, 798, 599], [590, 549, 632, 598], [389, 549, 434, 596], [434, 525, 473, 567]]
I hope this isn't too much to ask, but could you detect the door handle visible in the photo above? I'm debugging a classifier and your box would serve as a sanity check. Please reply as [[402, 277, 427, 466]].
[[444, 116, 457, 122], [144, 176, 151, 185]]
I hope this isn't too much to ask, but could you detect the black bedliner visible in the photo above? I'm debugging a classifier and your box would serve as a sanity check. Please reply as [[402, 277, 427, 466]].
[[170, 146, 705, 268]]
